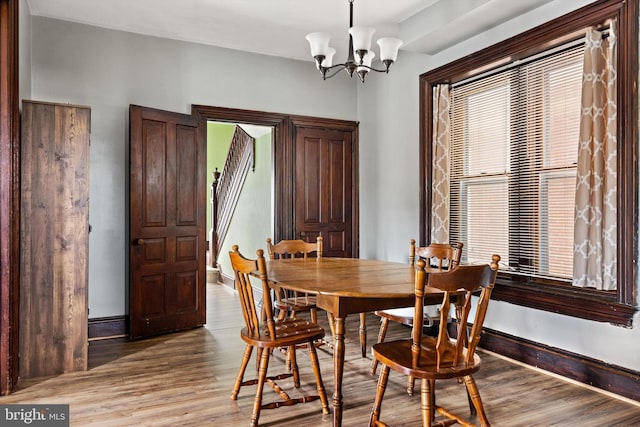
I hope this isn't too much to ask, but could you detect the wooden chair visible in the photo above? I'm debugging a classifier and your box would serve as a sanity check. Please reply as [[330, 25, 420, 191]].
[[369, 254, 500, 427], [370, 239, 463, 396], [266, 237, 327, 327], [267, 237, 372, 361], [267, 236, 335, 334], [228, 245, 330, 427], [266, 236, 334, 369]]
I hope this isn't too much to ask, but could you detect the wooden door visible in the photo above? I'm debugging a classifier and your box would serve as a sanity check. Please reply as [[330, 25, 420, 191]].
[[129, 105, 206, 340], [294, 127, 353, 257], [20, 101, 90, 378]]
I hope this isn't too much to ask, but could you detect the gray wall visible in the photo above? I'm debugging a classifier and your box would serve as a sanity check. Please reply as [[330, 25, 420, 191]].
[[28, 16, 356, 319], [19, 0, 31, 101], [23, 0, 640, 373], [358, 0, 640, 372]]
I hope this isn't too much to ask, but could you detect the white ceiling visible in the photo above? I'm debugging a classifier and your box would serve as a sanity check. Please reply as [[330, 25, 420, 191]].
[[26, 0, 557, 63]]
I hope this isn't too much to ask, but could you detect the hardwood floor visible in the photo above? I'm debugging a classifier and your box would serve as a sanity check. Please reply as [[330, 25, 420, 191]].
[[5, 283, 640, 426]]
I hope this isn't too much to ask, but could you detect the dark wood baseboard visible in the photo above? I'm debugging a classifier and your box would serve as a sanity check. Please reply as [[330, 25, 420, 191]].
[[88, 271, 236, 341], [88, 316, 128, 341], [479, 327, 640, 402], [219, 271, 235, 288], [88, 298, 638, 403]]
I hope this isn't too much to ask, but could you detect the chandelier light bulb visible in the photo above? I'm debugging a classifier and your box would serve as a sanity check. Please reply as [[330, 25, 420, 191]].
[[306, 32, 331, 58], [324, 47, 337, 68], [377, 37, 403, 63], [358, 51, 375, 70], [349, 26, 376, 54]]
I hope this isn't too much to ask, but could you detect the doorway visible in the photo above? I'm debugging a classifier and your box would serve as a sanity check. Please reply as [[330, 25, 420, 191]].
[[207, 121, 274, 285], [192, 105, 360, 273]]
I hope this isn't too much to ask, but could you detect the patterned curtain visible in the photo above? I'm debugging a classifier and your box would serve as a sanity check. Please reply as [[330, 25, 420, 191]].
[[431, 85, 450, 244], [573, 22, 617, 290]]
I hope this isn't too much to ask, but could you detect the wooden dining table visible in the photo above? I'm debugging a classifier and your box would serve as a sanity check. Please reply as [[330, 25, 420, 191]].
[[263, 256, 448, 427]]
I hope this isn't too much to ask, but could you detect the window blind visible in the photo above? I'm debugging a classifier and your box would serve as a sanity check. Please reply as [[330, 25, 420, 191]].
[[449, 43, 585, 281]]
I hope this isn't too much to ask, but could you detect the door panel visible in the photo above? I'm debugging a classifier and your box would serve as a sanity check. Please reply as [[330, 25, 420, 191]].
[[295, 127, 353, 257], [129, 105, 206, 340]]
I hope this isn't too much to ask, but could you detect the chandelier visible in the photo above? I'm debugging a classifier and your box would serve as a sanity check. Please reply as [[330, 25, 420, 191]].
[[305, 0, 403, 83]]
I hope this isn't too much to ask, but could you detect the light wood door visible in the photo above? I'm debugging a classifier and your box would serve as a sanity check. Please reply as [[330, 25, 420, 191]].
[[20, 100, 90, 378], [129, 105, 206, 340], [294, 127, 353, 257]]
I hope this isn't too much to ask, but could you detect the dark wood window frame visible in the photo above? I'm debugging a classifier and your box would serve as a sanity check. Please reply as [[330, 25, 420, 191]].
[[419, 0, 637, 326]]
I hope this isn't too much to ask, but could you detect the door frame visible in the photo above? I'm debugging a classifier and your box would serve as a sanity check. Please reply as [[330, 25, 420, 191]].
[[191, 105, 360, 257], [0, 0, 20, 395]]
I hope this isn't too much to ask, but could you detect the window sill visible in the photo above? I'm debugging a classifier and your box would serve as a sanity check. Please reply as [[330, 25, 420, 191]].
[[491, 277, 636, 327]]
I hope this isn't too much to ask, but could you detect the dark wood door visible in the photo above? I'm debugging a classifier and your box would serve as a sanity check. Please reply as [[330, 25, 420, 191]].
[[129, 105, 206, 340], [294, 127, 353, 257]]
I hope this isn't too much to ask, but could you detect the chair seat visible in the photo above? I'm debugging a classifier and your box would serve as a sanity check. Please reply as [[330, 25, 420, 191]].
[[241, 318, 325, 349], [372, 336, 481, 380], [275, 295, 318, 312], [374, 306, 440, 327]]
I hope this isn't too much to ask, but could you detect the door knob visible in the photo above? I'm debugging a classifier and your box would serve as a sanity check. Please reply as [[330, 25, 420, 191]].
[[136, 238, 145, 246]]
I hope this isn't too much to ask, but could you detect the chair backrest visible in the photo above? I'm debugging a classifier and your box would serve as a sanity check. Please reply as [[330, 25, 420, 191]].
[[266, 236, 323, 260], [229, 245, 277, 339], [411, 254, 500, 370], [409, 239, 463, 270]]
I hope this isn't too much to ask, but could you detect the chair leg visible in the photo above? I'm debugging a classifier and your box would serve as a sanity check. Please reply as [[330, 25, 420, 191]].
[[231, 344, 253, 400], [407, 375, 416, 396], [420, 378, 434, 427], [307, 341, 330, 414], [310, 307, 318, 324], [463, 375, 490, 427], [285, 311, 297, 370], [289, 345, 300, 388], [327, 311, 336, 338], [359, 312, 367, 358], [250, 345, 271, 427], [429, 379, 436, 423], [316, 311, 336, 350], [467, 384, 477, 415], [285, 347, 292, 371], [369, 364, 390, 426], [370, 317, 389, 375], [255, 347, 262, 372]]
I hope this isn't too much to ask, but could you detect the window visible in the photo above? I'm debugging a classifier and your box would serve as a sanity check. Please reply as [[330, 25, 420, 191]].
[[449, 45, 583, 282], [419, 0, 637, 325]]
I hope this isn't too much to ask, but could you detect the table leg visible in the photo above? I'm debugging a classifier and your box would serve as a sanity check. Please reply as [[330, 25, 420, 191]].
[[359, 312, 367, 358], [332, 315, 346, 427]]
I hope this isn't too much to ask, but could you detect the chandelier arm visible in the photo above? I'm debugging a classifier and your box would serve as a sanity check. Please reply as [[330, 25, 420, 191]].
[[325, 60, 358, 75], [321, 64, 352, 80], [322, 63, 353, 72], [357, 64, 391, 73]]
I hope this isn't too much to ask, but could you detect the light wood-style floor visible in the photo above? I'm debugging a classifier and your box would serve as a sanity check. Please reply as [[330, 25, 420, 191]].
[[4, 283, 640, 426]]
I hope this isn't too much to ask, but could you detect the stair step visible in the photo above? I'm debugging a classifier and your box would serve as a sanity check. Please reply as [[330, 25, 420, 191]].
[[206, 267, 220, 284]]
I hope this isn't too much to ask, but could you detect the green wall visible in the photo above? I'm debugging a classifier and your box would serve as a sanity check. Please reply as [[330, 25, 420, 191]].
[[206, 122, 236, 235], [217, 131, 273, 278]]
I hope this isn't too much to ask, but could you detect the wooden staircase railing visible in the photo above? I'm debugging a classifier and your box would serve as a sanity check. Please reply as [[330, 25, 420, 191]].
[[210, 125, 255, 267]]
